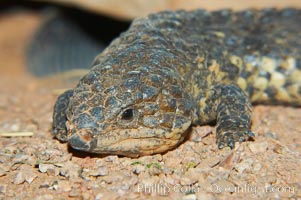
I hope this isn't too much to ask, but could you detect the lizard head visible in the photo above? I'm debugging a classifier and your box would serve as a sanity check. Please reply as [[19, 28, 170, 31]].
[[58, 62, 193, 157]]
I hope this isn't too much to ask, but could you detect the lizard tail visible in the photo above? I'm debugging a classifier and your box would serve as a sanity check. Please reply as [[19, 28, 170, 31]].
[[26, 8, 129, 77]]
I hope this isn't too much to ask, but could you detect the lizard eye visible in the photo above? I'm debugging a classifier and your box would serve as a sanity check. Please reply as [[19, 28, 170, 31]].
[[120, 108, 134, 121]]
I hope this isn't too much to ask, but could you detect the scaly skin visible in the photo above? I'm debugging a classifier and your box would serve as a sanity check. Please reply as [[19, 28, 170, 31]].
[[53, 9, 301, 157]]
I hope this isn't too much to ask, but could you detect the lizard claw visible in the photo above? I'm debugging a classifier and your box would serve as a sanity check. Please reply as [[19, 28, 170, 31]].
[[217, 130, 255, 149]]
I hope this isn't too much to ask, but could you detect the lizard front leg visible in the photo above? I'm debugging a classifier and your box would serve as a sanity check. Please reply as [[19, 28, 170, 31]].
[[199, 84, 254, 149], [52, 89, 74, 142]]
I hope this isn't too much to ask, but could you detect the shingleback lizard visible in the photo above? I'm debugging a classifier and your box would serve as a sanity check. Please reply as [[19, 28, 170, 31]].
[[52, 9, 301, 157]]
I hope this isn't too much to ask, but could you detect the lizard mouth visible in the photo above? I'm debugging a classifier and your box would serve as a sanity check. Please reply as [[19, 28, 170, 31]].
[[67, 123, 190, 157]]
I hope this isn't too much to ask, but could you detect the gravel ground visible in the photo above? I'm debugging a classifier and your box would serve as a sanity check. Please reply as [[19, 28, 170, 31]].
[[0, 8, 300, 200]]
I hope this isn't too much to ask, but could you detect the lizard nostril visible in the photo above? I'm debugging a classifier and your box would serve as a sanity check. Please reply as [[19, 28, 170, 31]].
[[69, 134, 90, 150]]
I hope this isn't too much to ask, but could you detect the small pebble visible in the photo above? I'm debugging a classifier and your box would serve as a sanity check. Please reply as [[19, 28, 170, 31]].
[[234, 158, 254, 174], [39, 163, 59, 176], [183, 194, 197, 200], [249, 142, 269, 153], [180, 170, 199, 185], [14, 164, 37, 184], [0, 184, 7, 194], [69, 187, 80, 197], [0, 167, 7, 177], [60, 161, 81, 179]]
